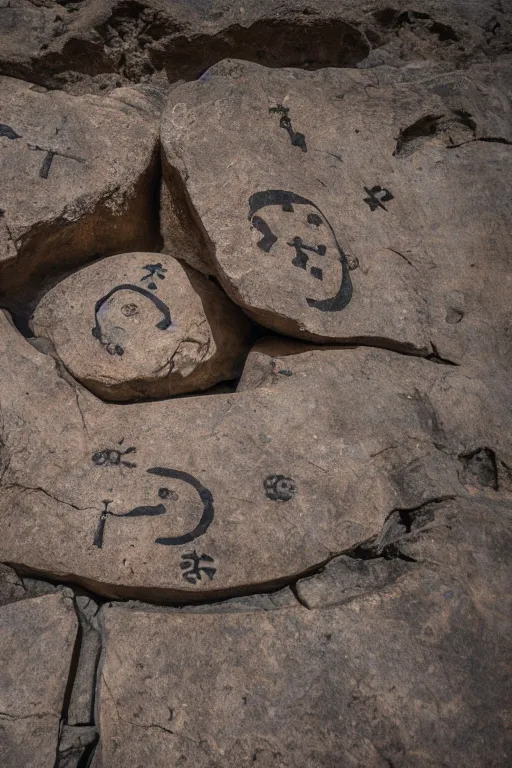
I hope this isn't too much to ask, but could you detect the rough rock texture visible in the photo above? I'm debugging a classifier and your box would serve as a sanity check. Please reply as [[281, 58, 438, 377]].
[[160, 57, 512, 371], [1, 0, 510, 95], [95, 496, 512, 767], [1, 315, 511, 599], [67, 595, 101, 727], [56, 724, 98, 768], [0, 593, 78, 768], [0, 76, 161, 316], [0, 1, 511, 764], [31, 251, 251, 400], [0, 562, 26, 606]]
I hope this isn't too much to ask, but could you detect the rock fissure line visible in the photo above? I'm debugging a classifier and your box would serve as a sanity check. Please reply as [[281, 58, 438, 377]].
[[1, 484, 101, 513]]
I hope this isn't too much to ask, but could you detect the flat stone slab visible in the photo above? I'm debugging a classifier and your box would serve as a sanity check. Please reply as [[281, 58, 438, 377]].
[[0, 315, 510, 599], [32, 252, 250, 400], [96, 496, 512, 767], [0, 76, 160, 306], [0, 594, 78, 768], [161, 58, 512, 372]]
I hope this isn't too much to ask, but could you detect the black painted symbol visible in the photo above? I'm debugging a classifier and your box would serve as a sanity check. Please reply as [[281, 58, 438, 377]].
[[91, 468, 214, 549], [92, 284, 172, 357], [149, 468, 214, 546], [121, 303, 139, 317], [93, 498, 167, 549], [287, 236, 327, 280], [91, 445, 137, 469], [363, 185, 394, 212], [27, 143, 86, 180], [271, 360, 293, 378], [264, 475, 297, 502], [248, 190, 352, 312], [39, 150, 55, 179], [158, 487, 179, 501], [0, 124, 21, 140], [93, 500, 113, 548], [269, 105, 307, 153], [180, 550, 216, 585], [141, 263, 167, 291]]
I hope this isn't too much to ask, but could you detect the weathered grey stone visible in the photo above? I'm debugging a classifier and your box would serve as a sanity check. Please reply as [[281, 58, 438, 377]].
[[295, 553, 409, 609], [0, 315, 510, 600], [95, 496, 512, 767], [67, 595, 101, 727], [0, 594, 78, 768], [161, 58, 512, 373], [0, 563, 25, 606], [31, 252, 251, 400], [56, 724, 98, 768], [1, 0, 509, 95], [0, 76, 160, 313], [111, 587, 296, 615]]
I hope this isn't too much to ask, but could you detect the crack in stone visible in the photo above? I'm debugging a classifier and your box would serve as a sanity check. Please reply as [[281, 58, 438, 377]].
[[386, 247, 420, 272], [447, 136, 512, 149], [1, 483, 100, 513], [74, 390, 91, 440], [0, 710, 54, 721]]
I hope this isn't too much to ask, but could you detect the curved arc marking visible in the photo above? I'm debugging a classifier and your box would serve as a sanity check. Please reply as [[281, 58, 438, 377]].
[[146, 467, 214, 546]]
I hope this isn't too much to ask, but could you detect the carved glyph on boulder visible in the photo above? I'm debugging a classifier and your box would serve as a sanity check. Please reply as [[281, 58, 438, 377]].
[[31, 252, 251, 400], [0, 317, 510, 599], [0, 76, 161, 310], [161, 59, 512, 373]]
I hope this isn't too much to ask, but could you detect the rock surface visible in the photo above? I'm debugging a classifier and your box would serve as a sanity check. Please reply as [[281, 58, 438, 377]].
[[161, 58, 512, 372], [31, 252, 251, 400], [0, 1, 511, 764], [1, 315, 511, 599], [0, 76, 161, 315], [95, 496, 512, 767], [0, 594, 78, 768], [0, 563, 26, 606], [1, 0, 510, 95]]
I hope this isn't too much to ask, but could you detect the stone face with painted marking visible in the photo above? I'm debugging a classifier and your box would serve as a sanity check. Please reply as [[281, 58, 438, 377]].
[[1, 317, 510, 599], [31, 252, 251, 401], [161, 59, 512, 372], [0, 76, 161, 311], [0, 594, 78, 768]]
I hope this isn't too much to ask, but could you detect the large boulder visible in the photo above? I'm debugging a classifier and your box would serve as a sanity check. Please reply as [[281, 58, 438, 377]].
[[95, 496, 512, 767], [0, 76, 161, 316], [160, 58, 512, 373], [0, 594, 78, 768], [31, 252, 251, 400], [0, 316, 510, 600]]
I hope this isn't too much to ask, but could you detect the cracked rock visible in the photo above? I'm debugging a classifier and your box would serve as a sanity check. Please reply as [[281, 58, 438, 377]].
[[161, 58, 512, 373], [67, 595, 102, 728], [31, 251, 251, 400], [0, 318, 510, 599], [0, 76, 161, 315], [294, 553, 410, 609], [0, 563, 25, 606], [0, 1, 509, 96], [96, 496, 511, 766], [56, 724, 98, 768], [0, 593, 78, 768]]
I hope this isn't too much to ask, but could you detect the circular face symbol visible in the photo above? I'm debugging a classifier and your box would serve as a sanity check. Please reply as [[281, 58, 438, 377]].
[[264, 474, 298, 502], [248, 190, 352, 312]]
